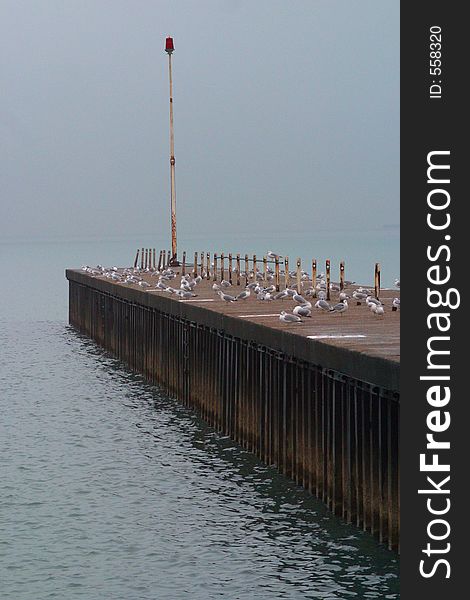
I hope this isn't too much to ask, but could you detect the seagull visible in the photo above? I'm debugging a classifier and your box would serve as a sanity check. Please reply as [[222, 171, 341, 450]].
[[392, 297, 400, 311], [220, 280, 232, 288], [371, 303, 384, 316], [293, 305, 311, 317], [293, 293, 307, 305], [315, 299, 331, 312], [218, 291, 237, 302], [236, 290, 250, 300], [267, 251, 283, 259], [156, 281, 168, 290], [279, 311, 302, 323], [339, 292, 349, 302], [352, 290, 368, 305], [212, 283, 221, 292], [330, 299, 349, 315], [138, 280, 151, 288], [394, 278, 400, 288], [366, 296, 381, 306], [177, 290, 196, 299], [273, 290, 288, 300]]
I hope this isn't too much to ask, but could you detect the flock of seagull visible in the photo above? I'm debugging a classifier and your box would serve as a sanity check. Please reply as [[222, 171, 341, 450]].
[[82, 253, 400, 325]]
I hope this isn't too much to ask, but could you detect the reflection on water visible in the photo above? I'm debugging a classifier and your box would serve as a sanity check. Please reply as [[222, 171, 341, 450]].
[[0, 321, 399, 599]]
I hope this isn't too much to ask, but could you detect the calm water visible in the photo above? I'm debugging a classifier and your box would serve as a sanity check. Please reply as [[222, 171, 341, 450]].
[[0, 236, 399, 599]]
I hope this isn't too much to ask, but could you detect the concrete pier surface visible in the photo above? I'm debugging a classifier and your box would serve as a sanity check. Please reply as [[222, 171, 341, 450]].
[[67, 268, 400, 549]]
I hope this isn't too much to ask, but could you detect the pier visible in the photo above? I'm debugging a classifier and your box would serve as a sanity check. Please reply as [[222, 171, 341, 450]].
[[67, 260, 399, 550]]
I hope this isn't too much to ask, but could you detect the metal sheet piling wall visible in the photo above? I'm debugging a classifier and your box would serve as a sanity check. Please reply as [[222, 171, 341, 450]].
[[68, 276, 399, 550]]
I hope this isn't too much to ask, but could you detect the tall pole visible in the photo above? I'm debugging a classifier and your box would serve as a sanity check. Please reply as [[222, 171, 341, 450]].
[[165, 36, 177, 265]]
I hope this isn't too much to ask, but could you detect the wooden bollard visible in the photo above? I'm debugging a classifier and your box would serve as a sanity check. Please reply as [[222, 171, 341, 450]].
[[340, 261, 345, 291], [140, 247, 144, 270], [228, 253, 233, 284], [263, 256, 268, 283], [220, 253, 225, 281], [296, 257, 301, 292], [167, 249, 171, 266], [311, 259, 317, 297], [157, 250, 163, 271], [153, 248, 156, 270], [253, 254, 257, 281], [326, 259, 331, 300], [375, 263, 381, 299], [236, 253, 241, 286], [194, 252, 198, 277], [182, 251, 186, 275], [213, 254, 218, 281], [245, 254, 249, 284], [200, 252, 204, 277], [275, 256, 280, 291], [162, 250, 167, 269], [133, 249, 140, 269], [206, 253, 210, 279], [285, 257, 289, 289], [144, 248, 148, 270]]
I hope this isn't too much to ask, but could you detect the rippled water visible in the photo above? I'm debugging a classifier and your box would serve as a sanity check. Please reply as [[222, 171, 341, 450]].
[[0, 240, 399, 599]]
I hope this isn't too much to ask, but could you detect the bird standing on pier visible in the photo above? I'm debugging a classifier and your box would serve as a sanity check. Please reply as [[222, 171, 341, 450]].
[[218, 291, 237, 303], [314, 299, 331, 312], [293, 305, 311, 318], [279, 311, 302, 323], [329, 299, 349, 315]]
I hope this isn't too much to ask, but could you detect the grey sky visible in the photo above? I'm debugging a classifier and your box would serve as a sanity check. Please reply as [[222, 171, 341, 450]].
[[1, 0, 399, 242]]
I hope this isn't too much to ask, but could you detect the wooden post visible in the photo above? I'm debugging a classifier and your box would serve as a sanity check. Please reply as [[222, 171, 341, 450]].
[[311, 259, 317, 298], [194, 252, 198, 277], [236, 253, 241, 286], [206, 252, 210, 279], [144, 248, 148, 270], [182, 251, 186, 275], [213, 254, 218, 281], [253, 254, 257, 281], [157, 250, 163, 271], [375, 263, 381, 300], [228, 253, 233, 284], [296, 257, 301, 292], [285, 257, 289, 289], [245, 254, 249, 285], [340, 261, 345, 291], [275, 256, 280, 291], [162, 250, 167, 269], [153, 248, 156, 270], [200, 252, 204, 277], [133, 249, 140, 269], [326, 259, 331, 300], [263, 256, 268, 284], [220, 253, 225, 281], [140, 247, 144, 270]]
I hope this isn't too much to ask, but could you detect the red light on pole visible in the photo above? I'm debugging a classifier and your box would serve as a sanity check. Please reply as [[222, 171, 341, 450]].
[[165, 36, 174, 54]]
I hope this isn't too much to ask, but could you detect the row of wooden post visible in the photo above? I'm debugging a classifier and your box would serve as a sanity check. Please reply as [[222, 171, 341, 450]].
[[133, 248, 381, 299]]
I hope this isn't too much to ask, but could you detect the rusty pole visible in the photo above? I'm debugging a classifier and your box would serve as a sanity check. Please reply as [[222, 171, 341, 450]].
[[263, 256, 267, 284], [193, 252, 198, 277], [245, 254, 249, 286], [213, 254, 218, 281], [200, 252, 204, 277], [153, 248, 156, 270], [228, 253, 233, 284], [221, 253, 225, 281], [326, 259, 331, 300], [182, 251, 186, 275], [253, 254, 257, 281], [133, 249, 140, 269], [236, 253, 241, 286], [285, 257, 289, 289], [311, 259, 317, 297], [144, 248, 148, 270], [275, 256, 280, 291], [157, 250, 163, 271], [375, 263, 381, 300], [340, 261, 345, 291], [162, 250, 167, 269], [165, 37, 177, 265], [296, 257, 301, 292], [206, 253, 210, 279], [140, 247, 144, 270]]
